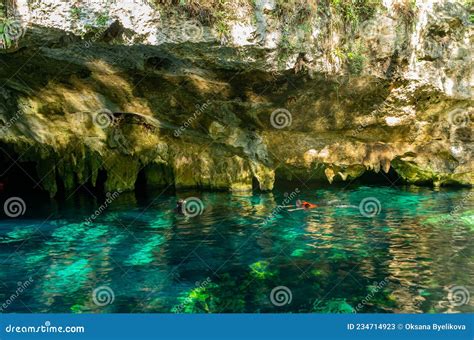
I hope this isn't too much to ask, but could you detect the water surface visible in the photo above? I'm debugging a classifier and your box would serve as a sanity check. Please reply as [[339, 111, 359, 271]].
[[0, 185, 472, 313]]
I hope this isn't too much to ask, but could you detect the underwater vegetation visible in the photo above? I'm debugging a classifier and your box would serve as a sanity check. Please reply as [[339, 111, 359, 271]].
[[0, 180, 472, 314]]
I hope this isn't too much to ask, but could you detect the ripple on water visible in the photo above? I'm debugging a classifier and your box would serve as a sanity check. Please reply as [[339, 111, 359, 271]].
[[0, 186, 472, 313]]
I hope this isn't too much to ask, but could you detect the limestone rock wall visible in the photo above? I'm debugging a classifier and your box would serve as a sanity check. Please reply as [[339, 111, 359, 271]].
[[0, 0, 472, 196]]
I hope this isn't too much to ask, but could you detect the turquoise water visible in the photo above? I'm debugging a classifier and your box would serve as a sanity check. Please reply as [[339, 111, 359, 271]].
[[0, 185, 472, 313]]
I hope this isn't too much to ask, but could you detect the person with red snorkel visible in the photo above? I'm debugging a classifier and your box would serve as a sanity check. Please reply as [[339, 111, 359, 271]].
[[284, 199, 318, 212], [296, 199, 317, 209]]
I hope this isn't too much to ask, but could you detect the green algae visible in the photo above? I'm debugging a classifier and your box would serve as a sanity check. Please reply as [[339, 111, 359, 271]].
[[313, 298, 354, 313], [1, 187, 473, 313], [249, 260, 274, 279], [125, 235, 165, 266], [49, 223, 87, 243], [44, 259, 92, 293], [175, 283, 220, 313], [149, 216, 173, 229], [423, 209, 474, 230], [291, 248, 306, 257], [328, 249, 349, 261], [0, 225, 40, 243], [70, 304, 84, 313], [458, 210, 474, 228], [82, 224, 109, 243], [24, 253, 48, 266], [5, 227, 37, 241]]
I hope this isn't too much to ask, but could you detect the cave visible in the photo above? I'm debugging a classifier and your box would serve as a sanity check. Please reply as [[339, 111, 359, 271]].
[[252, 176, 260, 191], [0, 145, 49, 198], [135, 167, 148, 195], [145, 56, 174, 70], [0, 0, 471, 319], [354, 166, 402, 186], [78, 168, 108, 197]]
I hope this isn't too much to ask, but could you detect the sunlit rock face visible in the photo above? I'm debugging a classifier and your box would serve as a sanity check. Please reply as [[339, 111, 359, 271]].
[[0, 0, 472, 196]]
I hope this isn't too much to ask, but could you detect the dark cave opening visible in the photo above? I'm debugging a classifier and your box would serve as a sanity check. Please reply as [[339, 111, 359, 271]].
[[54, 171, 66, 199], [80, 169, 108, 197], [274, 166, 403, 190], [133, 164, 176, 198], [354, 166, 402, 186], [0, 146, 49, 197], [134, 167, 148, 196], [252, 176, 260, 191]]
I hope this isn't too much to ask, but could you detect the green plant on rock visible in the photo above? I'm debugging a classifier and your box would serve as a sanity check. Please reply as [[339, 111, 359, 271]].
[[70, 6, 82, 20], [333, 47, 345, 60], [393, 0, 418, 33], [83, 23, 94, 32], [273, 0, 318, 68], [275, 1, 316, 41], [298, 21, 312, 33], [276, 34, 298, 69], [347, 50, 365, 75], [155, 0, 235, 43], [274, 0, 317, 24], [393, 0, 417, 21], [0, 23, 10, 49], [0, 17, 20, 49], [328, 0, 379, 29], [213, 8, 231, 42], [96, 12, 110, 27], [331, 45, 365, 75]]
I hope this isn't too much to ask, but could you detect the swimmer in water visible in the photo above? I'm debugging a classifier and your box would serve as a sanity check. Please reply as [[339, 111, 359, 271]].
[[296, 199, 317, 209], [285, 199, 318, 212], [175, 199, 185, 214]]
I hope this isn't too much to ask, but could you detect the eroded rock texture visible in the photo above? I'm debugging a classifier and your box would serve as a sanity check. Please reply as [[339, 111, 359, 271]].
[[0, 0, 472, 196]]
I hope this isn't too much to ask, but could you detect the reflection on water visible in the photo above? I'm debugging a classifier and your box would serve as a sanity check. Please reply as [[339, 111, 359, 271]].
[[0, 185, 472, 313]]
